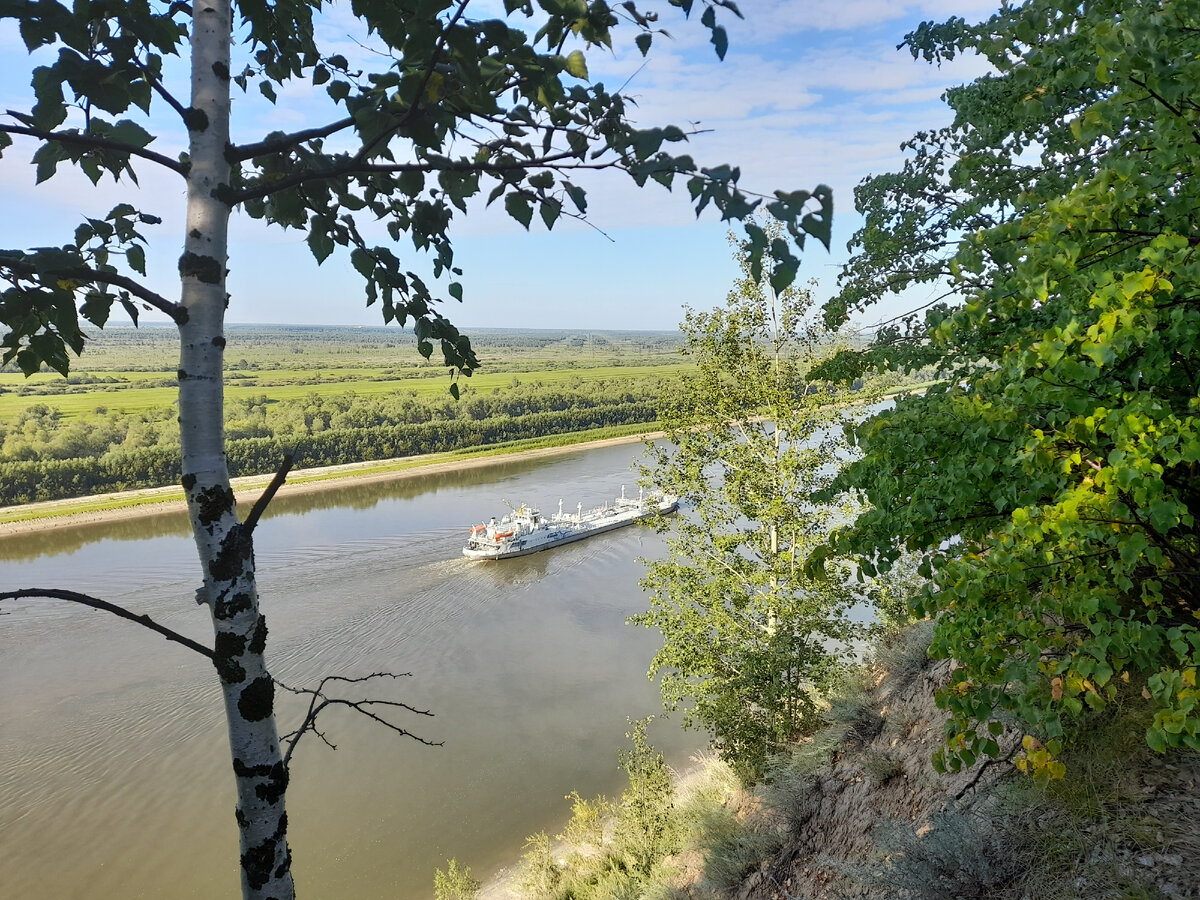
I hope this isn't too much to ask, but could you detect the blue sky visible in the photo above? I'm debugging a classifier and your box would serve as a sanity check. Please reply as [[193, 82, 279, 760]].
[[0, 1, 996, 334]]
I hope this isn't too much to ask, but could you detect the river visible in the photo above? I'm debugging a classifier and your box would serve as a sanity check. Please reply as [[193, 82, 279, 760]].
[[0, 442, 705, 899]]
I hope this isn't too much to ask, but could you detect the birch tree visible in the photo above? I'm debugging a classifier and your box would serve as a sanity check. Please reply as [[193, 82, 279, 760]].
[[632, 228, 858, 781], [0, 1, 831, 897]]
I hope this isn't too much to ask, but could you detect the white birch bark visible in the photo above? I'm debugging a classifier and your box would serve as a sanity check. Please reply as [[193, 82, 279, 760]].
[[180, 3, 295, 897]]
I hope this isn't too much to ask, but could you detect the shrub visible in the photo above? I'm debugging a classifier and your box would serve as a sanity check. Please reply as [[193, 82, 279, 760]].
[[433, 859, 480, 900]]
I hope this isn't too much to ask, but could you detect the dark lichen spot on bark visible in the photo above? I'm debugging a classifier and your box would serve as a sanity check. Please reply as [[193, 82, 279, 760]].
[[177, 369, 188, 381], [236, 808, 248, 828], [255, 762, 289, 804], [189, 228, 203, 239], [238, 675, 274, 722], [209, 528, 252, 582], [248, 615, 268, 654], [212, 335, 226, 349], [215, 591, 253, 620], [214, 631, 248, 684], [178, 251, 222, 284], [181, 473, 197, 492], [274, 823, 292, 879], [233, 757, 274, 779], [195, 484, 235, 526], [212, 60, 230, 80], [241, 837, 277, 890], [182, 106, 209, 133]]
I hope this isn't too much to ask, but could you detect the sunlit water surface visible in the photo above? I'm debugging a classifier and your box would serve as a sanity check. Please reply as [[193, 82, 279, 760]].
[[0, 443, 704, 899]]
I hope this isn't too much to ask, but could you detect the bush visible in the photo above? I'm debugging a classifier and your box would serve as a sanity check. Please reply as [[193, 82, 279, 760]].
[[433, 859, 480, 900]]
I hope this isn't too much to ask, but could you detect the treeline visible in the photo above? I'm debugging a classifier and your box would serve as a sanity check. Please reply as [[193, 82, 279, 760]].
[[0, 380, 660, 504]]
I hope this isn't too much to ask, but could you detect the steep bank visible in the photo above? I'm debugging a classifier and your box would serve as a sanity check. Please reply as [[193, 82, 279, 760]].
[[489, 624, 1200, 900], [732, 626, 1200, 900]]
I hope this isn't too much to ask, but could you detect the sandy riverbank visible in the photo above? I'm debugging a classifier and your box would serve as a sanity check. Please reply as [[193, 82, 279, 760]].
[[0, 431, 663, 538]]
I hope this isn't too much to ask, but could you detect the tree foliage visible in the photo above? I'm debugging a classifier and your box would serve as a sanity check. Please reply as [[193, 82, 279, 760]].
[[816, 0, 1200, 774], [0, 1, 832, 897], [0, 0, 832, 380], [634, 228, 861, 781]]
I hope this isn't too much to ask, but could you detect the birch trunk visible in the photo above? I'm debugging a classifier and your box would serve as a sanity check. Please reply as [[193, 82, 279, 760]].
[[180, 3, 295, 897]]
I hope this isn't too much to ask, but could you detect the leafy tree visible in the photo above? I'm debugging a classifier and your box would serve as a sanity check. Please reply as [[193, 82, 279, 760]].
[[613, 717, 677, 877], [0, 1, 833, 897], [633, 227, 860, 781], [815, 0, 1200, 774]]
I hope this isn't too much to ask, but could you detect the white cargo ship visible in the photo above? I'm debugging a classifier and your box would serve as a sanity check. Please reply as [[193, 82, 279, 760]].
[[463, 486, 678, 560]]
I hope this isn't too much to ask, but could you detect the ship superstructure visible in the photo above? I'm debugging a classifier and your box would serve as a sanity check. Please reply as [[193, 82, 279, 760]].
[[463, 486, 677, 560]]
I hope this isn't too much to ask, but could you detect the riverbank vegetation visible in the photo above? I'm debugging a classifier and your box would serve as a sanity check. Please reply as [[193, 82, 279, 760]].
[[0, 327, 679, 505], [465, 620, 1198, 900], [815, 0, 1200, 773], [634, 226, 872, 782]]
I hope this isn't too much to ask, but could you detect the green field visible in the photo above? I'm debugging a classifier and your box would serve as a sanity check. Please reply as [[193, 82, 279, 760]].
[[0, 362, 689, 420], [0, 325, 688, 506]]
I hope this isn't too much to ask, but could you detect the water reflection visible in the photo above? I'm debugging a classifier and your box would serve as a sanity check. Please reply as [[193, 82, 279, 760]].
[[0, 441, 699, 900], [0, 508, 192, 561], [0, 446, 608, 563]]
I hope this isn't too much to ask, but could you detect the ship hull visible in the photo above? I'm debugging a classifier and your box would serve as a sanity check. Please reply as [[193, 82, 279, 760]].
[[463, 496, 677, 561]]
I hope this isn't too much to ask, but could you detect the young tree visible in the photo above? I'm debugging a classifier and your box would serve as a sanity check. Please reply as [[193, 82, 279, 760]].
[[633, 227, 860, 781], [815, 0, 1200, 774], [0, 3, 832, 897]]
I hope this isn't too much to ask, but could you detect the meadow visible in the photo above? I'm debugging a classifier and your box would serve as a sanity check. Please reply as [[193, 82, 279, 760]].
[[0, 325, 686, 505]]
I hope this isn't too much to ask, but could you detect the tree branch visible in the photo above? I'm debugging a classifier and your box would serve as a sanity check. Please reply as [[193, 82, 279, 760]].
[[83, 269, 188, 322], [0, 588, 214, 659], [228, 117, 357, 162], [0, 119, 189, 176], [953, 742, 1019, 801], [277, 672, 441, 768], [1, 257, 186, 323], [227, 150, 610, 206], [243, 454, 294, 533]]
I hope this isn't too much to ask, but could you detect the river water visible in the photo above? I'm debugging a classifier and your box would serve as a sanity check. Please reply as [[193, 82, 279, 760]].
[[0, 443, 704, 899]]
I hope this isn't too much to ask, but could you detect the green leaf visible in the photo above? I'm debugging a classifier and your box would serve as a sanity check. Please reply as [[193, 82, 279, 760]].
[[710, 25, 728, 60], [564, 50, 589, 80], [126, 244, 146, 275], [539, 198, 561, 230], [307, 229, 335, 263], [504, 192, 534, 229]]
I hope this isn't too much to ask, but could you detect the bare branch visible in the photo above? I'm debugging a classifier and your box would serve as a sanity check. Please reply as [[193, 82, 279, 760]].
[[243, 454, 294, 533], [277, 672, 441, 768], [953, 742, 1019, 802], [0, 588, 214, 659], [0, 119, 188, 176]]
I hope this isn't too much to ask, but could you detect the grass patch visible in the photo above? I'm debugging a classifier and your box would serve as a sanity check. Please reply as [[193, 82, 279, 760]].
[[0, 363, 690, 419]]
